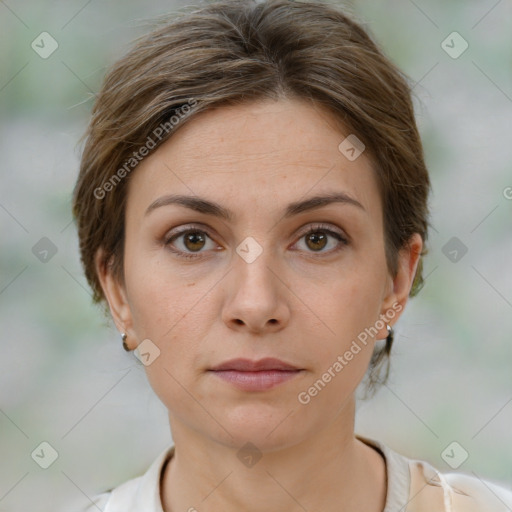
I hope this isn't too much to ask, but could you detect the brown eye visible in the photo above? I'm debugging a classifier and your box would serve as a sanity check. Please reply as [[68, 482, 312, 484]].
[[305, 231, 328, 251], [165, 227, 217, 260], [294, 224, 348, 256], [182, 231, 206, 252]]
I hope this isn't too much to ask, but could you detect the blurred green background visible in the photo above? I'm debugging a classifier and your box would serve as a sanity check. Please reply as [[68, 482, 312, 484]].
[[1, 0, 511, 510]]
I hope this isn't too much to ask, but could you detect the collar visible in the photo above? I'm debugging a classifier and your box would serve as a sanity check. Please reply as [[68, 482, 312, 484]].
[[106, 436, 410, 512], [355, 434, 411, 511], [107, 445, 175, 512], [100, 436, 512, 512]]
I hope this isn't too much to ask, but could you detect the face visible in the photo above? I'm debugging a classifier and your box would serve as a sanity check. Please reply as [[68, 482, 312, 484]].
[[98, 97, 421, 451]]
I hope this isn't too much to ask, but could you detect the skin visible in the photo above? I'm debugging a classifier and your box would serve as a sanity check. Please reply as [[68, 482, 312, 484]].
[[96, 97, 422, 512]]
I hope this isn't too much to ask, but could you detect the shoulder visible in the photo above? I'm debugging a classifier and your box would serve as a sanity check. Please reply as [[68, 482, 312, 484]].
[[83, 491, 111, 511], [408, 455, 512, 511], [357, 434, 512, 512], [81, 445, 174, 512], [444, 469, 512, 511], [82, 474, 145, 512]]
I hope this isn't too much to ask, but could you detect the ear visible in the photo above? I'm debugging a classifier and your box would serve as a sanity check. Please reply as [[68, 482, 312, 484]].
[[377, 233, 423, 337], [95, 248, 135, 348]]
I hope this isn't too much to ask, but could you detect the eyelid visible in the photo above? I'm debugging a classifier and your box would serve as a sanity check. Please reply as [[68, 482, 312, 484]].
[[164, 221, 215, 238], [163, 224, 219, 261], [165, 221, 347, 240], [163, 221, 349, 258], [296, 222, 348, 242]]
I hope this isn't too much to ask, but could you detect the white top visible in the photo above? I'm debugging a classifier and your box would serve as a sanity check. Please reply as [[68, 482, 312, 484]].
[[83, 435, 512, 511]]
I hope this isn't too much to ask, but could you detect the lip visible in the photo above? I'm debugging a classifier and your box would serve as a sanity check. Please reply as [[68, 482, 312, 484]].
[[208, 358, 303, 391], [210, 357, 300, 372]]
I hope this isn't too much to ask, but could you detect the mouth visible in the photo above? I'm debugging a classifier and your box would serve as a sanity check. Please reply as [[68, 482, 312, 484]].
[[208, 358, 304, 391]]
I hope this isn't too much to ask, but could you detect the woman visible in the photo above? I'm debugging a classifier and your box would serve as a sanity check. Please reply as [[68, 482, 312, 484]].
[[72, 0, 512, 510]]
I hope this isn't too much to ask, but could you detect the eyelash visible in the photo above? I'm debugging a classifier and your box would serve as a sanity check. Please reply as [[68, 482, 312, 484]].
[[164, 223, 349, 260]]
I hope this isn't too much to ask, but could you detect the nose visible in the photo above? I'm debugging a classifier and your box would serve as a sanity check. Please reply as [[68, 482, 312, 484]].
[[221, 245, 290, 335]]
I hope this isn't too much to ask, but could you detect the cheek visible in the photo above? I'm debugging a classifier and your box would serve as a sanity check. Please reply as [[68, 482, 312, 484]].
[[124, 247, 213, 373], [308, 255, 387, 385], [124, 245, 189, 335], [324, 257, 386, 335], [298, 282, 381, 412]]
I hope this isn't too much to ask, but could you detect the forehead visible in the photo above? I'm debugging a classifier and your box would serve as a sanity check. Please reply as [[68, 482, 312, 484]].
[[126, 97, 381, 222]]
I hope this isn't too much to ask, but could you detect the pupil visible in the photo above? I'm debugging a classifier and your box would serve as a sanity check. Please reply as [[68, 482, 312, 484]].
[[183, 231, 328, 253], [186, 232, 204, 251], [308, 232, 326, 251]]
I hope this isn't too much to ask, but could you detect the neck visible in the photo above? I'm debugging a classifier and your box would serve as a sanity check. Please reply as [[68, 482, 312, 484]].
[[161, 398, 387, 512]]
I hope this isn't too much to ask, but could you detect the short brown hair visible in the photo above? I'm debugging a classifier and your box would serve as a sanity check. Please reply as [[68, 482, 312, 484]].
[[72, 0, 431, 394]]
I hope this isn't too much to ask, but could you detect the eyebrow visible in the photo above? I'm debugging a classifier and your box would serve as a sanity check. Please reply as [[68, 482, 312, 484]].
[[145, 191, 365, 220]]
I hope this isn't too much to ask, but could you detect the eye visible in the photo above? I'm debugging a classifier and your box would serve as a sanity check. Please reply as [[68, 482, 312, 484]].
[[164, 222, 348, 260], [164, 226, 218, 260], [293, 223, 348, 256]]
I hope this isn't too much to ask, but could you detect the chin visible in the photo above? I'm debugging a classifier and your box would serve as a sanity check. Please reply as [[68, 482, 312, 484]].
[[211, 403, 308, 451]]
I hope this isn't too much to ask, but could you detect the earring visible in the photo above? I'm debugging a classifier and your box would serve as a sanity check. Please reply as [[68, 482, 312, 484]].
[[386, 324, 394, 344], [121, 332, 130, 351]]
